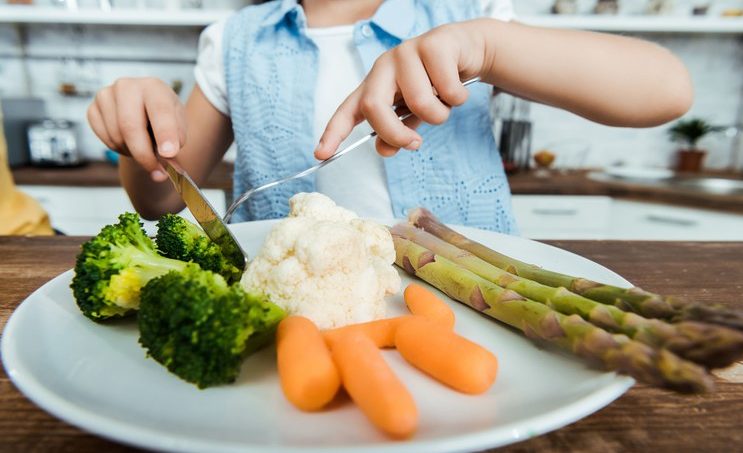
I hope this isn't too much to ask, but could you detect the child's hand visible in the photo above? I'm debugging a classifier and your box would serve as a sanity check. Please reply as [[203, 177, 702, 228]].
[[87, 78, 187, 182], [315, 21, 489, 159], [316, 18, 693, 160]]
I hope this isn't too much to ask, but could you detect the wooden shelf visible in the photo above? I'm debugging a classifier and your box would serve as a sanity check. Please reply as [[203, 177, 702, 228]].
[[1, 6, 743, 33], [0, 5, 229, 26], [520, 14, 743, 33]]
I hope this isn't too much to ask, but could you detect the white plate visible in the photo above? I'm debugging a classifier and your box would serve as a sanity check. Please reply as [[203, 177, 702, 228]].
[[603, 166, 674, 181], [2, 220, 634, 453]]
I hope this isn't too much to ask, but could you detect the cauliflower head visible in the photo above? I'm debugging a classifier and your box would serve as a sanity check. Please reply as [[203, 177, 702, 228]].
[[241, 193, 400, 329]]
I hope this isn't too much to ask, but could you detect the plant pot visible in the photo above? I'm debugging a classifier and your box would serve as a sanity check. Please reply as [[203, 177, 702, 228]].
[[676, 148, 707, 172]]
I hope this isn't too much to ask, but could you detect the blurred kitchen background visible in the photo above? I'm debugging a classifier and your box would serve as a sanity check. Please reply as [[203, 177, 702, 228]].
[[1, 0, 743, 239]]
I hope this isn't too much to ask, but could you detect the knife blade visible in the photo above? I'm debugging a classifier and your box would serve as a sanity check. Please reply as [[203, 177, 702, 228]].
[[159, 158, 248, 273]]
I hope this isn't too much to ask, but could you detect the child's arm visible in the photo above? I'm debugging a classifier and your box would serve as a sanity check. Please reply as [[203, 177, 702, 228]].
[[315, 19, 693, 158], [88, 79, 232, 219]]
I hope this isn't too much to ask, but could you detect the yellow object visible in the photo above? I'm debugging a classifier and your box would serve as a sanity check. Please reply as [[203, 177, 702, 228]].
[[533, 149, 557, 168], [0, 105, 54, 235]]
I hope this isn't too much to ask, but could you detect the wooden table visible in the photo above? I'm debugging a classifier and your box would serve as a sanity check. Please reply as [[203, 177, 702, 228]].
[[1, 237, 742, 452]]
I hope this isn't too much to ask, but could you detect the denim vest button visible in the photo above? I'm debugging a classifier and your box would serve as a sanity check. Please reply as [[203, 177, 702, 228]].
[[361, 24, 373, 38]]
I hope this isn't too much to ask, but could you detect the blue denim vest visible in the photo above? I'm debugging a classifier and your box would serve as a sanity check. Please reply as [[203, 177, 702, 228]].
[[224, 0, 517, 233]]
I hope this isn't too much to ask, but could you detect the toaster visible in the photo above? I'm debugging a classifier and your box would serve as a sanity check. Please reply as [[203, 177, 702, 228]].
[[27, 119, 84, 167]]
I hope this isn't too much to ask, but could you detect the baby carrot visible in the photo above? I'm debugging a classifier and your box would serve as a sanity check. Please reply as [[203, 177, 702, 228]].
[[395, 316, 498, 395], [322, 316, 412, 349], [404, 283, 456, 329], [331, 331, 418, 439], [276, 316, 341, 411]]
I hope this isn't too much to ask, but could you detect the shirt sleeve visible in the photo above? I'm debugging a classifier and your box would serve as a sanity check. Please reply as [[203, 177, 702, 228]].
[[480, 0, 516, 21], [194, 19, 230, 116]]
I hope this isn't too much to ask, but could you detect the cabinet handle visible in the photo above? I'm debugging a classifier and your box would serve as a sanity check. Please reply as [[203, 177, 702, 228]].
[[531, 208, 578, 216], [645, 214, 697, 227]]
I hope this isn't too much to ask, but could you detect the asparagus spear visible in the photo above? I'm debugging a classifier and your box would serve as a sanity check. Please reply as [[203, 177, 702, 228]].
[[410, 207, 743, 331], [391, 223, 743, 369], [393, 235, 714, 393]]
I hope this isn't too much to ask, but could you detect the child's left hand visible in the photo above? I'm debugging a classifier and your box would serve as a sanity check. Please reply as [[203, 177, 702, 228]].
[[314, 21, 490, 159]]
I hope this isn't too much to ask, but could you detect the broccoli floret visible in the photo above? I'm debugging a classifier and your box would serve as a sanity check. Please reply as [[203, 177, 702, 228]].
[[71, 212, 190, 321], [155, 214, 243, 284], [138, 265, 285, 388]]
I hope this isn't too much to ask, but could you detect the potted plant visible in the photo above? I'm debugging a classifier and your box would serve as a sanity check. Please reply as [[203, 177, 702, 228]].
[[668, 118, 723, 172]]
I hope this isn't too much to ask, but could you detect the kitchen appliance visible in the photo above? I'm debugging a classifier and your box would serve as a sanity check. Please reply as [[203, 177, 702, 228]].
[[27, 119, 84, 167], [0, 98, 46, 168], [492, 94, 532, 174]]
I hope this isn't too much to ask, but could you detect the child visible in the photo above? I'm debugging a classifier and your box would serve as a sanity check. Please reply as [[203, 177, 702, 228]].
[[87, 0, 692, 232]]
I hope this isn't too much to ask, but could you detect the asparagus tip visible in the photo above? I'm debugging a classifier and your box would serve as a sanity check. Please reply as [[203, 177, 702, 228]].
[[407, 207, 434, 225]]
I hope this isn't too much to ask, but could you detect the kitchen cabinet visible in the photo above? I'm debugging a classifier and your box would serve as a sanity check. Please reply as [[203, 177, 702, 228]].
[[510, 195, 612, 239], [511, 195, 743, 241], [607, 199, 743, 241], [19, 185, 225, 236]]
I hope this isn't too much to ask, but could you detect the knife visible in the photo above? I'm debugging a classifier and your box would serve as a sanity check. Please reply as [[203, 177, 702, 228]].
[[159, 158, 248, 273]]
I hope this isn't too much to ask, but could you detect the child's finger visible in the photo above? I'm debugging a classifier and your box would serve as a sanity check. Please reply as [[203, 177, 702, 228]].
[[314, 88, 364, 160], [94, 88, 125, 150], [175, 102, 188, 149], [87, 102, 117, 152], [375, 140, 399, 158], [394, 50, 450, 125], [375, 116, 422, 157], [113, 81, 157, 169], [359, 71, 422, 151], [143, 85, 182, 159], [93, 81, 163, 180], [418, 41, 470, 108]]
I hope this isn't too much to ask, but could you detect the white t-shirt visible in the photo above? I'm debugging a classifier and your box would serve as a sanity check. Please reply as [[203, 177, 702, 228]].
[[194, 1, 515, 219]]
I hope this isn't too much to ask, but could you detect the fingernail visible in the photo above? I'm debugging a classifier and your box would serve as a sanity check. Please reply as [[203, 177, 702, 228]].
[[151, 170, 166, 181], [405, 139, 421, 151], [159, 141, 176, 157]]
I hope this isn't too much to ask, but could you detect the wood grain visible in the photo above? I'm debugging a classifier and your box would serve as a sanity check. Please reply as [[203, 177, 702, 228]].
[[1, 237, 742, 452]]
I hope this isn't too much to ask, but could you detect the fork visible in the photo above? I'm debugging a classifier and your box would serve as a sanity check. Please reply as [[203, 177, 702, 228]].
[[223, 77, 481, 223]]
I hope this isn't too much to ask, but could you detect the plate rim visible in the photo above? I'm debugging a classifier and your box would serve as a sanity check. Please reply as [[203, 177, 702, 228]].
[[2, 221, 635, 453]]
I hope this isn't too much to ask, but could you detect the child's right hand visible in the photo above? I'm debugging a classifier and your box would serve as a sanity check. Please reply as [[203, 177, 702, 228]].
[[315, 20, 489, 159], [87, 77, 187, 182]]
